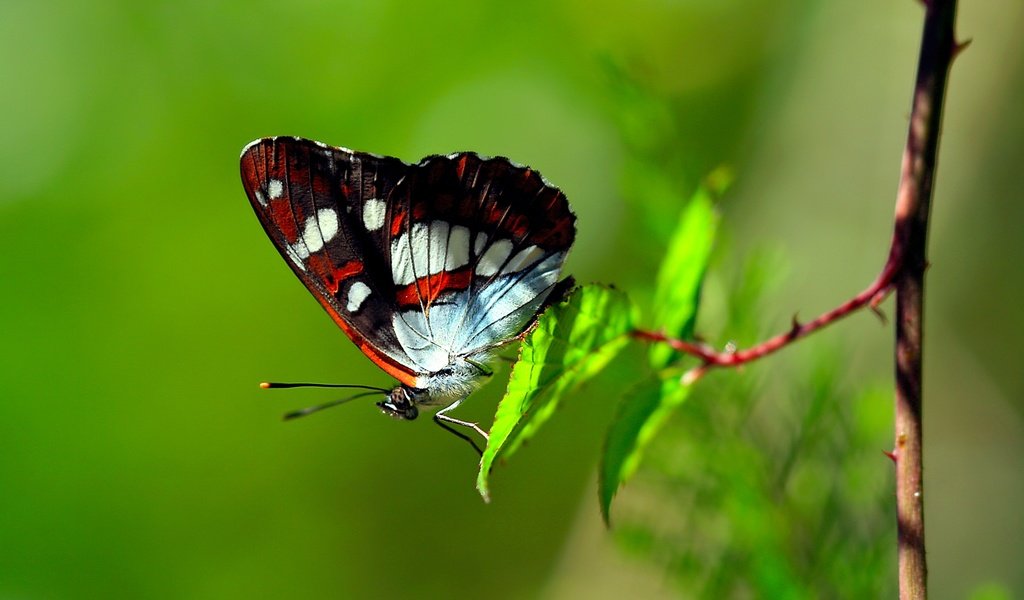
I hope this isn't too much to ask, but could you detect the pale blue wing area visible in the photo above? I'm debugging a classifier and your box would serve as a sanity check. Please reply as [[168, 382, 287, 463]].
[[391, 248, 566, 374], [454, 251, 565, 352]]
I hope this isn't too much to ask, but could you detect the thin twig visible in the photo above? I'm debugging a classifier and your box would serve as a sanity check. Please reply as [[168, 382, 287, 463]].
[[633, 258, 897, 370]]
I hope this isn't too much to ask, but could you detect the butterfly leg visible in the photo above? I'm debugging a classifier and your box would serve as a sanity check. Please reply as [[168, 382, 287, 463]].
[[435, 398, 490, 441], [432, 417, 484, 457]]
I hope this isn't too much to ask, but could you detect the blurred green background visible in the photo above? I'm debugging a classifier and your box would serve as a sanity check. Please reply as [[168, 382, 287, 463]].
[[2, 0, 1022, 598]]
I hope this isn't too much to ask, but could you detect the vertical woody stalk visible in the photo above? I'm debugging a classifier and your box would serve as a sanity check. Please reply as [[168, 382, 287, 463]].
[[891, 1, 961, 598]]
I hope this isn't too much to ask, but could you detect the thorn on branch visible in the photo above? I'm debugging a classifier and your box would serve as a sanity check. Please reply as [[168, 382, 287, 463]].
[[953, 38, 972, 59], [871, 305, 888, 325], [870, 284, 894, 316], [681, 364, 709, 386], [789, 313, 802, 336], [883, 449, 898, 463]]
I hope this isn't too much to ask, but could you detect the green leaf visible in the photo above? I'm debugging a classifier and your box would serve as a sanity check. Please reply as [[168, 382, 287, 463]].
[[648, 169, 728, 369], [476, 284, 637, 502], [599, 374, 691, 524]]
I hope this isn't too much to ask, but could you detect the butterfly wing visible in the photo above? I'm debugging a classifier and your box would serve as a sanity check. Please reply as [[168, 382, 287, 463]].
[[240, 137, 421, 387], [240, 137, 576, 385]]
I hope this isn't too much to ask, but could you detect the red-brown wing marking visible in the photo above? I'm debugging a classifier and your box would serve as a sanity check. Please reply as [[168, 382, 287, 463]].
[[306, 256, 363, 295], [396, 268, 475, 308]]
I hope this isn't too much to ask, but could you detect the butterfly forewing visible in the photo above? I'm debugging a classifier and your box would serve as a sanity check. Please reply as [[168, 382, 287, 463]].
[[241, 138, 421, 386], [240, 137, 575, 387]]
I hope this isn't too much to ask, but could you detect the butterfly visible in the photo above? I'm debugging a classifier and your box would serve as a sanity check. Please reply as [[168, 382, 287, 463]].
[[240, 137, 575, 446]]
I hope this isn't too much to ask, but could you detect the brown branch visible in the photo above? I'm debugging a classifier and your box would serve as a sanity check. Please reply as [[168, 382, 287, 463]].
[[636, 1, 963, 596], [892, 1, 960, 598]]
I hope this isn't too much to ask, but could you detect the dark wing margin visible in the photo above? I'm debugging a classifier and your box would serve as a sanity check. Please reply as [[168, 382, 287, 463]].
[[239, 137, 421, 386]]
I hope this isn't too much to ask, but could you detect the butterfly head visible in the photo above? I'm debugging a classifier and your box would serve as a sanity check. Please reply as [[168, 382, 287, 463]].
[[377, 386, 420, 421]]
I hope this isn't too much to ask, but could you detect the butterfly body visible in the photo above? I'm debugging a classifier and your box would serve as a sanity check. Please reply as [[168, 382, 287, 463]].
[[240, 137, 575, 428]]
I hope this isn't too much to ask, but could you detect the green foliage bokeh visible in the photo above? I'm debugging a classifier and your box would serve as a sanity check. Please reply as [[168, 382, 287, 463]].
[[1, 1, 1022, 598]]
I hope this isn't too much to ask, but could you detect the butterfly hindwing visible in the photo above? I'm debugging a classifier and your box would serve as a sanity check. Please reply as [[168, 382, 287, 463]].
[[385, 153, 575, 372]]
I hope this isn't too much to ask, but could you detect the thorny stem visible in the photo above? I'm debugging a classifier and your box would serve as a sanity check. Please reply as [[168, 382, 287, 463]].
[[891, 1, 961, 598], [635, 1, 963, 597], [632, 258, 897, 371]]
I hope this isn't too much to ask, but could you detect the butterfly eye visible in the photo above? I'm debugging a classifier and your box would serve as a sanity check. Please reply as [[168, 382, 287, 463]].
[[376, 401, 419, 421], [376, 393, 419, 421]]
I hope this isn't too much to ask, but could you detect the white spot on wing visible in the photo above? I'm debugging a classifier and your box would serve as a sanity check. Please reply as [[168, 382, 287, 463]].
[[446, 226, 470, 270], [302, 216, 325, 253], [285, 245, 307, 271], [476, 239, 512, 277], [503, 245, 544, 274], [254, 189, 267, 206], [410, 222, 430, 278], [363, 198, 386, 231], [268, 179, 284, 200], [474, 232, 487, 255], [347, 281, 371, 312], [390, 229, 415, 285], [427, 222, 450, 275], [392, 221, 473, 285], [318, 208, 339, 243]]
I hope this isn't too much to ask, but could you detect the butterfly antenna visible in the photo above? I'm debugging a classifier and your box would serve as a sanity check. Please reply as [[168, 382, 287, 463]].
[[260, 382, 390, 393], [282, 391, 383, 421]]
